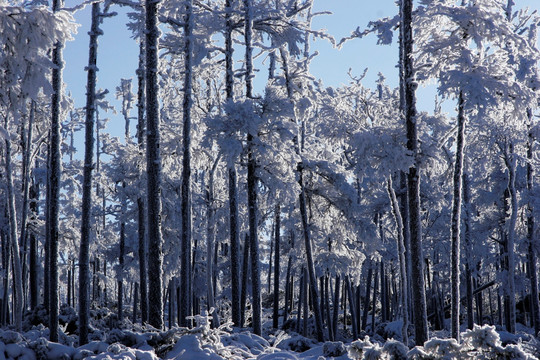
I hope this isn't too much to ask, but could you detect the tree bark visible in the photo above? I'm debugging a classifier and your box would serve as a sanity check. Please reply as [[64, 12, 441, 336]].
[[243, 0, 262, 336], [503, 143, 517, 333], [179, 0, 194, 328], [463, 172, 474, 330], [387, 176, 409, 344], [273, 204, 281, 329], [48, 0, 65, 342], [4, 126, 23, 332], [78, 3, 100, 344], [29, 173, 39, 310], [146, 0, 164, 330], [136, 36, 148, 324], [450, 91, 466, 341], [526, 109, 540, 335], [402, 0, 429, 345]]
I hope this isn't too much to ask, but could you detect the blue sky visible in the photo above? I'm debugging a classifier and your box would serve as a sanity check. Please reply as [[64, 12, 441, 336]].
[[63, 0, 539, 140]]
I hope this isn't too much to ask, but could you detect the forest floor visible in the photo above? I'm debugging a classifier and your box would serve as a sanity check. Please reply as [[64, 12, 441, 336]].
[[2, 304, 540, 359]]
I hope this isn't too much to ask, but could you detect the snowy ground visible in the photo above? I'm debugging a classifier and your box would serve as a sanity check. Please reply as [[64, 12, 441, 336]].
[[2, 308, 540, 359]]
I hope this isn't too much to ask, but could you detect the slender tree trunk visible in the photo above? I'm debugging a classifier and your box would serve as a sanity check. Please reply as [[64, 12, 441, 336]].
[[222, 0, 241, 327], [463, 172, 474, 330], [240, 233, 250, 327], [402, 0, 429, 345], [387, 177, 409, 344], [372, 264, 379, 335], [135, 36, 148, 324], [178, 0, 195, 329], [503, 143, 517, 333], [525, 109, 540, 335], [362, 264, 373, 331], [450, 91, 466, 341], [4, 126, 23, 332], [146, 0, 164, 330], [273, 204, 281, 329], [346, 276, 358, 339], [302, 268, 308, 337], [44, 140, 50, 313], [283, 249, 293, 325], [20, 103, 35, 310], [279, 38, 326, 339], [78, 3, 100, 344], [47, 0, 66, 342], [242, 0, 262, 335], [296, 269, 304, 333], [325, 275, 334, 340], [29, 174, 39, 310], [332, 275, 340, 338], [118, 213, 125, 321], [206, 163, 220, 327]]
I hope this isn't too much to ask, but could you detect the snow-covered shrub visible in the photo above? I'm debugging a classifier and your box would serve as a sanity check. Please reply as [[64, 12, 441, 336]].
[[362, 342, 386, 360], [382, 338, 409, 360], [406, 346, 434, 360], [276, 335, 314, 353], [0, 329, 24, 344], [348, 336, 374, 360], [461, 324, 501, 352], [322, 341, 347, 357], [421, 337, 461, 359]]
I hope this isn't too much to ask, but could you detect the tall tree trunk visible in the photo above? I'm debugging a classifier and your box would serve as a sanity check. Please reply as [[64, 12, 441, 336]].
[[280, 45, 324, 342], [179, 0, 194, 328], [206, 161, 220, 327], [29, 172, 39, 310], [503, 143, 517, 333], [146, 0, 164, 330], [362, 264, 373, 331], [463, 172, 474, 330], [118, 210, 125, 321], [332, 275, 340, 338], [78, 3, 100, 344], [402, 0, 429, 345], [526, 109, 540, 335], [48, 0, 65, 342], [223, 0, 241, 327], [20, 102, 35, 309], [243, 0, 262, 336], [346, 276, 358, 339], [387, 176, 409, 344], [450, 91, 466, 341], [136, 37, 148, 324], [3, 123, 23, 332], [273, 204, 281, 329], [240, 233, 250, 327]]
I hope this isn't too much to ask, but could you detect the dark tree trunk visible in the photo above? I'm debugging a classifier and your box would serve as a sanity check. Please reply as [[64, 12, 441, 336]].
[[145, 0, 164, 329], [463, 173, 474, 330], [180, 0, 194, 328], [450, 91, 466, 341], [346, 276, 358, 339], [332, 275, 340, 338], [526, 109, 540, 335], [240, 233, 250, 327], [362, 264, 373, 331], [387, 177, 409, 343], [136, 36, 148, 325], [78, 3, 100, 344], [402, 0, 429, 345], [48, 0, 65, 342], [273, 204, 281, 329], [29, 174, 39, 310]]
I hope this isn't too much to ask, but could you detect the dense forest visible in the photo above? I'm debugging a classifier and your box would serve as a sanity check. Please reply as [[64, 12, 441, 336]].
[[1, 0, 540, 359]]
